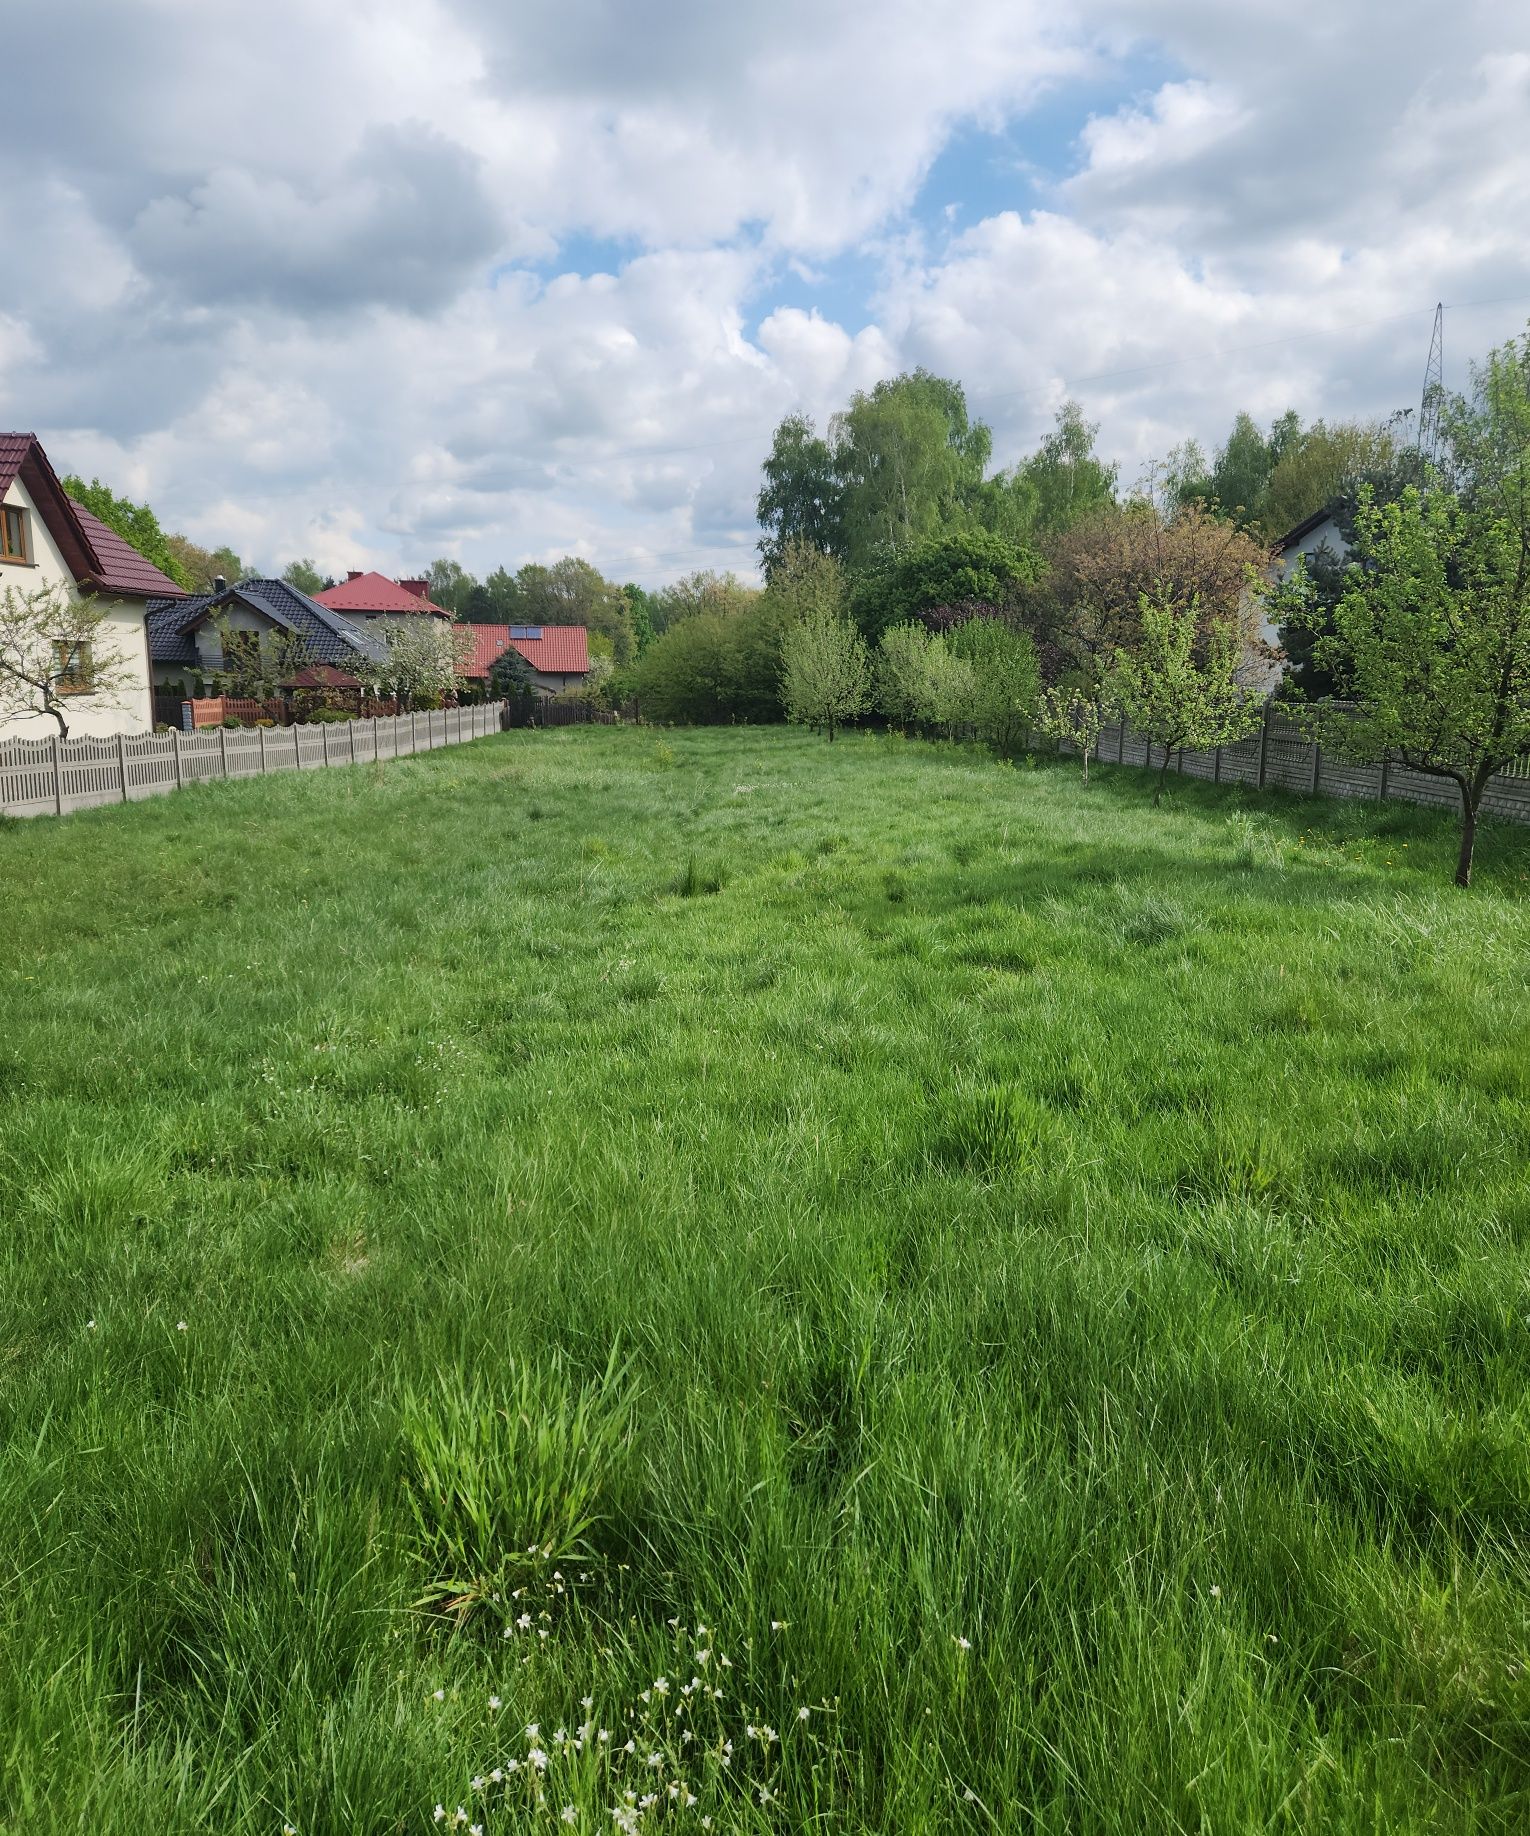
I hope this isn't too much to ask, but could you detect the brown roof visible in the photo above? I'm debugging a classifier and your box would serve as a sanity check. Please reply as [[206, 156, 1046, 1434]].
[[0, 431, 186, 600]]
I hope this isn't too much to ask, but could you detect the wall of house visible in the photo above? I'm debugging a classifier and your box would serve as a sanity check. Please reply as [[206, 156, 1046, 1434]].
[[529, 669, 582, 696], [0, 476, 153, 740], [193, 599, 272, 673], [1249, 515, 1348, 694]]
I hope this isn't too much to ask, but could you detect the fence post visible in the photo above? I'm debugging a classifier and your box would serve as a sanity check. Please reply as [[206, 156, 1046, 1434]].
[[1379, 758, 1390, 801], [51, 735, 63, 814], [259, 725, 267, 774], [1310, 742, 1322, 796], [322, 723, 331, 768], [1213, 744, 1222, 785], [1257, 703, 1270, 788], [117, 732, 129, 803], [412, 710, 419, 753], [172, 728, 184, 789], [219, 726, 229, 778]]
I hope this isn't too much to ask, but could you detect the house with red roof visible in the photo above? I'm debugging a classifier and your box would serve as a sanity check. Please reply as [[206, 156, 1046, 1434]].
[[460, 623, 590, 697], [0, 432, 186, 740], [313, 571, 449, 626]]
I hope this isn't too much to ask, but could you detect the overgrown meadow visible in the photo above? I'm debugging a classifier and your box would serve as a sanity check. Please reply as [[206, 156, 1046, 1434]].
[[3, 726, 1529, 1834]]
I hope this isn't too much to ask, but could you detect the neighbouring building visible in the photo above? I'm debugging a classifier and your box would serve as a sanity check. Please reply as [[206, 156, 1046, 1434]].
[[460, 623, 590, 697], [1254, 507, 1351, 691], [0, 432, 186, 741], [145, 577, 388, 694], [312, 571, 449, 626]]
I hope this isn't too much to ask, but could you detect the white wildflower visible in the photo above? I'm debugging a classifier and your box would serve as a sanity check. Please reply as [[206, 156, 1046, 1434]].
[[432, 1688, 445, 1702], [176, 1321, 187, 1332], [798, 1706, 811, 1722], [561, 1809, 578, 1826], [488, 1695, 501, 1710], [953, 1636, 972, 1651]]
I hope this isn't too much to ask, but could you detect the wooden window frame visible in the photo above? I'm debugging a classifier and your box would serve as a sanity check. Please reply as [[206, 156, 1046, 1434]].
[[0, 502, 31, 565], [52, 639, 96, 696]]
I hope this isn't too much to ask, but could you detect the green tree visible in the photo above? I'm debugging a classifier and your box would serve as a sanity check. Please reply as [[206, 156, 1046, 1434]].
[[946, 615, 1040, 755], [1035, 686, 1109, 786], [427, 559, 477, 618], [875, 622, 940, 730], [1107, 593, 1261, 805], [986, 401, 1119, 540], [1261, 420, 1397, 539], [281, 558, 327, 596], [165, 534, 247, 592], [781, 604, 870, 741], [513, 558, 635, 661], [621, 583, 657, 652], [488, 641, 537, 714], [757, 413, 845, 573], [1296, 456, 1530, 888], [854, 527, 1038, 640], [651, 569, 759, 634], [60, 473, 193, 590], [831, 370, 992, 569]]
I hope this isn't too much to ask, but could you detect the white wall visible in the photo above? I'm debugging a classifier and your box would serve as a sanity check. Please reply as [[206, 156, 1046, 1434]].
[[0, 477, 153, 741]]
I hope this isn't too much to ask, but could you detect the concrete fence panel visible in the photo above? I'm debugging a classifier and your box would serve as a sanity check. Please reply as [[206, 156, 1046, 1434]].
[[1, 704, 508, 819]]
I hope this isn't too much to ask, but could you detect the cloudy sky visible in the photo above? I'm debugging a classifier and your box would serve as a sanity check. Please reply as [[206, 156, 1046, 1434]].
[[4, 1, 1529, 584]]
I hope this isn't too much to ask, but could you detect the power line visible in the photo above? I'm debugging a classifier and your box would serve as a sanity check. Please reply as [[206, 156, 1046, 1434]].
[[520, 290, 1530, 474]]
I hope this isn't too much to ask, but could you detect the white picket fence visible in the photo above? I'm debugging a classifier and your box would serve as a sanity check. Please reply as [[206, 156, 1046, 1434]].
[[0, 703, 507, 819]]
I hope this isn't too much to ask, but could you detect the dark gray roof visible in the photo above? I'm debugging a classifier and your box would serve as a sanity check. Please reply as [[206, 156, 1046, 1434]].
[[145, 578, 389, 671]]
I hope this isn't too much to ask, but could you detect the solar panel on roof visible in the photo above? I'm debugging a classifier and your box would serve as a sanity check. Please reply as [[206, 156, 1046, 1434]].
[[509, 625, 543, 639]]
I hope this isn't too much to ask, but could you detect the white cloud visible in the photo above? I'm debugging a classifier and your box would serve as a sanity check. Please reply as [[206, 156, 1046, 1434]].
[[0, 0, 1528, 582]]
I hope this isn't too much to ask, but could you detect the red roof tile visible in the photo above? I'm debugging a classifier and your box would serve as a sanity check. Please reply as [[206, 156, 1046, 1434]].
[[69, 500, 186, 599], [460, 623, 589, 678], [314, 571, 447, 616], [0, 432, 33, 498]]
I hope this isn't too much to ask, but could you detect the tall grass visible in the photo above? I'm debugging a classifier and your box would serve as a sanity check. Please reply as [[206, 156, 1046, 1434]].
[[1, 727, 1528, 1832]]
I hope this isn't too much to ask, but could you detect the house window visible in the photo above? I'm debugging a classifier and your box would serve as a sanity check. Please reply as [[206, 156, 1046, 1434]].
[[1, 503, 30, 564], [53, 640, 95, 694]]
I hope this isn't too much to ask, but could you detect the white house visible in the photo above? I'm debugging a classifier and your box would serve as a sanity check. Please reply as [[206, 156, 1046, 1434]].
[[0, 432, 186, 741]]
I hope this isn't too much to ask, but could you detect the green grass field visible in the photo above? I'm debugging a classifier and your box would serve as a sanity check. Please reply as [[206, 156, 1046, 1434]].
[[3, 725, 1530, 1834]]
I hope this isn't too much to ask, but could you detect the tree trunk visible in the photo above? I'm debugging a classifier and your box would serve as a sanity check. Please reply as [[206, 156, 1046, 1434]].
[[1153, 743, 1173, 806], [1455, 777, 1485, 889], [46, 697, 69, 740], [827, 718, 835, 742]]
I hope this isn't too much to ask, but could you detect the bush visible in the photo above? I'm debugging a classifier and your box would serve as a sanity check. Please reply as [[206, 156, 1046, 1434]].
[[304, 707, 355, 724], [853, 528, 1039, 640]]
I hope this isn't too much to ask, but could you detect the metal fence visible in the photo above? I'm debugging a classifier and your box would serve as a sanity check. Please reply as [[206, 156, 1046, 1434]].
[[1, 703, 508, 820], [1074, 702, 1530, 824]]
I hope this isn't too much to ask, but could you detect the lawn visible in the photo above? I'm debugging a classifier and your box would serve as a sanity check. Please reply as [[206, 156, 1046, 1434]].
[[2, 725, 1529, 1835]]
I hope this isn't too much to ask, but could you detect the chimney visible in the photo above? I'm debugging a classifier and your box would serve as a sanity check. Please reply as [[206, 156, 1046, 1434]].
[[212, 575, 227, 595], [347, 570, 364, 582], [399, 577, 428, 599]]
